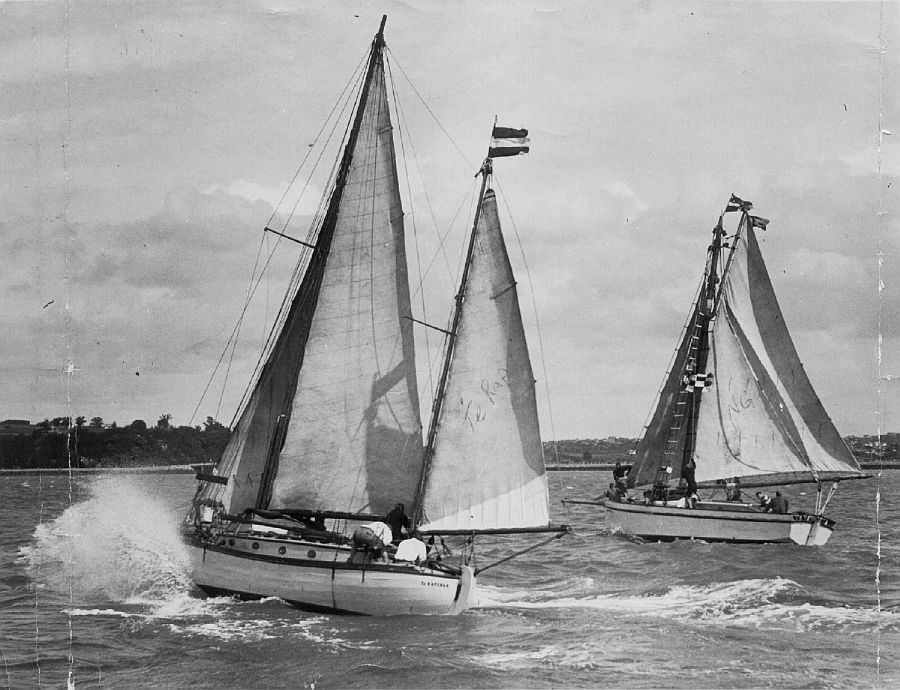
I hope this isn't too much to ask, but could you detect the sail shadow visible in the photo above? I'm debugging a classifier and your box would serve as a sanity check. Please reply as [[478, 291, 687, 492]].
[[362, 363, 423, 513]]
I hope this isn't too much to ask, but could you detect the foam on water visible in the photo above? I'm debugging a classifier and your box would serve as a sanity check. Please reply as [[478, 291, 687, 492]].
[[23, 474, 192, 609], [167, 613, 364, 652], [476, 577, 900, 632]]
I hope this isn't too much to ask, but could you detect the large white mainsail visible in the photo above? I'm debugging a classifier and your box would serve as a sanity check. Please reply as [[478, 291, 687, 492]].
[[201, 40, 422, 516], [417, 187, 550, 532], [692, 223, 861, 485], [269, 56, 422, 514]]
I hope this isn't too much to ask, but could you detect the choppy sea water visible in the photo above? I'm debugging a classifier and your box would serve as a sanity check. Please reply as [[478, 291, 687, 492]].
[[1, 469, 898, 689]]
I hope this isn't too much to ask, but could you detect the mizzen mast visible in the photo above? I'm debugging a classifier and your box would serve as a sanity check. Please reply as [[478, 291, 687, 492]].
[[412, 157, 494, 527]]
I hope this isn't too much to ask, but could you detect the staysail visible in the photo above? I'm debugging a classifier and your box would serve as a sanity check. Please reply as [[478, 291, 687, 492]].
[[629, 203, 864, 489], [416, 186, 551, 531], [200, 22, 423, 516]]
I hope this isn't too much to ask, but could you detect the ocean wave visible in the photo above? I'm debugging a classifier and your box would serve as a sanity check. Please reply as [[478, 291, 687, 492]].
[[22, 475, 192, 606], [475, 577, 899, 631]]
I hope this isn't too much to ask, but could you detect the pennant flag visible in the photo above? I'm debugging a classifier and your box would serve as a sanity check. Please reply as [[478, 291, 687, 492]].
[[749, 215, 770, 230], [725, 194, 752, 213], [489, 126, 530, 158]]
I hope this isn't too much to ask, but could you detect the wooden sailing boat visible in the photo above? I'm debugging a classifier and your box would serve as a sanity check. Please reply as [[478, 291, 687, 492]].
[[180, 17, 565, 615], [600, 195, 868, 545]]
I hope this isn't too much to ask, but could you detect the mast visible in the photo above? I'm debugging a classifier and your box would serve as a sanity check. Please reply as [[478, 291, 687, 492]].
[[254, 16, 389, 508], [680, 213, 728, 468], [411, 157, 493, 527]]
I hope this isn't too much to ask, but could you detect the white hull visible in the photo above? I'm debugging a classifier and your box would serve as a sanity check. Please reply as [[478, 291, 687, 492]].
[[604, 499, 835, 545], [184, 532, 475, 616]]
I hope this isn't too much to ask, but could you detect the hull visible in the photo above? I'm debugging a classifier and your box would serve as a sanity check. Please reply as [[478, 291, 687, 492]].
[[184, 532, 475, 616], [604, 499, 835, 545]]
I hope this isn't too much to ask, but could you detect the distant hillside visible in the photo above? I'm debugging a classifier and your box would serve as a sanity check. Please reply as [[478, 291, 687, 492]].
[[543, 433, 900, 465], [542, 437, 636, 465], [0, 419, 229, 470]]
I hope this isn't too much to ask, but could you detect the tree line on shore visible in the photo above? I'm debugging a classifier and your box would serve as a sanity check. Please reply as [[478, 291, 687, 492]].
[[0, 415, 230, 470]]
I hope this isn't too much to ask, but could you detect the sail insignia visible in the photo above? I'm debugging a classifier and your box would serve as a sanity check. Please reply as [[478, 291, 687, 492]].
[[417, 186, 550, 532]]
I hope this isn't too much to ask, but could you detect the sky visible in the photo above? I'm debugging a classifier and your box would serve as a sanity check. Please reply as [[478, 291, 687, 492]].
[[0, 0, 897, 440]]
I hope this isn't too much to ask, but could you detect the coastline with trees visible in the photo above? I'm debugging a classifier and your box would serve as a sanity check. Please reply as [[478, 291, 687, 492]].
[[0, 415, 229, 471], [1, 417, 896, 472]]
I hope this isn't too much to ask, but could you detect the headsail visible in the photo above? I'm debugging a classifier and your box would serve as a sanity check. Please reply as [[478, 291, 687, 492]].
[[416, 184, 550, 532], [691, 222, 864, 486], [199, 20, 423, 515], [629, 202, 864, 489]]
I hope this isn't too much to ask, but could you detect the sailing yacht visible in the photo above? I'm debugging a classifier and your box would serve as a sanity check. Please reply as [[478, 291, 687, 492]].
[[180, 17, 565, 615], [598, 196, 868, 545]]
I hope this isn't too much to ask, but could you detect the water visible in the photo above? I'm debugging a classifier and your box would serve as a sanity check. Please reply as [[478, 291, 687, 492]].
[[1, 471, 898, 688]]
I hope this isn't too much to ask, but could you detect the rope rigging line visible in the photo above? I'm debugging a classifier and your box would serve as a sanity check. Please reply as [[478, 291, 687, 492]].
[[473, 531, 568, 576], [382, 51, 487, 399], [386, 53, 437, 405], [385, 46, 475, 172], [630, 250, 707, 457], [491, 178, 567, 515], [386, 58, 463, 286], [189, 50, 370, 429], [265, 48, 369, 232]]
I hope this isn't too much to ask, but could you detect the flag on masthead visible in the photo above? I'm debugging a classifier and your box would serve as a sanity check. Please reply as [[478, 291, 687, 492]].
[[489, 126, 530, 158]]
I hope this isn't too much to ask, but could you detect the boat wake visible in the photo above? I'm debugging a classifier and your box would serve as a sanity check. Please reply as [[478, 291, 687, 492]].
[[21, 475, 193, 610], [477, 577, 899, 631]]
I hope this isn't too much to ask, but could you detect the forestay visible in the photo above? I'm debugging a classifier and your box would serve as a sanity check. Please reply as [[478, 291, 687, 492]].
[[418, 190, 550, 531]]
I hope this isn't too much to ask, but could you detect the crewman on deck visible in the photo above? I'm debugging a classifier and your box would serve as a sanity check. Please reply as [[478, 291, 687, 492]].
[[384, 502, 411, 543], [755, 492, 772, 511], [770, 491, 789, 514], [394, 533, 427, 564], [349, 521, 393, 563]]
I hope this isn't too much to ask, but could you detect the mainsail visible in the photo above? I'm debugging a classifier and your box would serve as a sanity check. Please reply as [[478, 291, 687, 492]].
[[416, 186, 550, 532], [200, 24, 423, 516], [629, 202, 865, 489]]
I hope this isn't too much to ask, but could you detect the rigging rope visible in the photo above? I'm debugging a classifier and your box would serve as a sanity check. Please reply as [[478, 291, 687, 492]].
[[188, 47, 369, 429], [386, 53, 437, 406], [492, 179, 568, 519], [473, 531, 568, 576], [385, 47, 474, 171]]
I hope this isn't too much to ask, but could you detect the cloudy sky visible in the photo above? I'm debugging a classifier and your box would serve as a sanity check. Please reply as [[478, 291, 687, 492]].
[[1, 0, 897, 440]]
